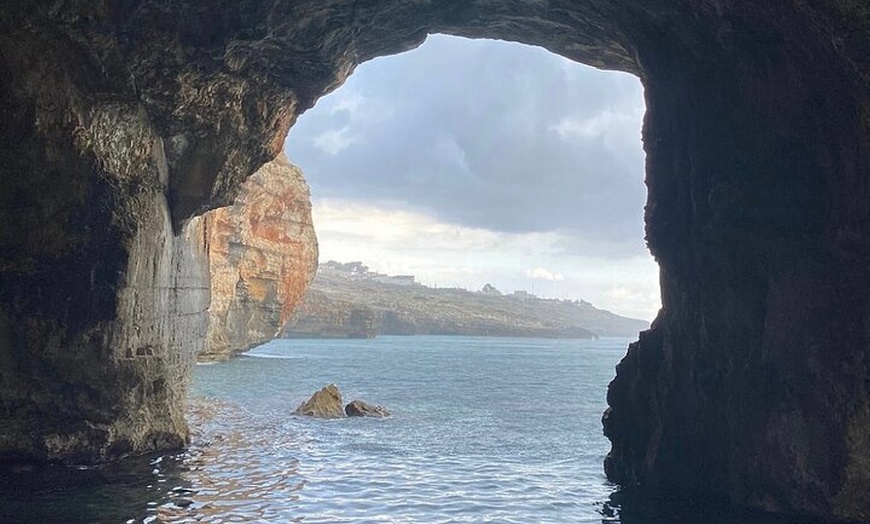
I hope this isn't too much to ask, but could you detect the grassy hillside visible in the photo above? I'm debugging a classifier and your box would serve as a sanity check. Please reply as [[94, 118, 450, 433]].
[[282, 262, 650, 339]]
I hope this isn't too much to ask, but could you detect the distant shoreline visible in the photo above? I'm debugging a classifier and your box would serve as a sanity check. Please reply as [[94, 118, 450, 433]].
[[281, 261, 649, 340], [281, 331, 601, 340]]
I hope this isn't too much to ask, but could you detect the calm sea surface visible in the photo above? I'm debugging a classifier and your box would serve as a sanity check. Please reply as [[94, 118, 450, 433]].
[[0, 336, 825, 523]]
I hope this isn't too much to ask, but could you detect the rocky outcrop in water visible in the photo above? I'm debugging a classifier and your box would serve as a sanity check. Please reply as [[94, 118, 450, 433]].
[[294, 385, 389, 419], [295, 384, 344, 419], [345, 400, 390, 418], [201, 154, 317, 361], [0, 2, 868, 521]]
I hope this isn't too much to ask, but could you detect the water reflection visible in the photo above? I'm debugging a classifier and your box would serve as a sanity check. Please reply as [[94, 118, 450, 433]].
[[142, 397, 305, 523], [0, 396, 837, 524], [0, 450, 185, 523], [0, 397, 305, 523], [601, 487, 828, 524], [0, 340, 840, 524]]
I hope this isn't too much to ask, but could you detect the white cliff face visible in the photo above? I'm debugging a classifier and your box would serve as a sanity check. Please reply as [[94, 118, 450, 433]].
[[201, 154, 318, 361]]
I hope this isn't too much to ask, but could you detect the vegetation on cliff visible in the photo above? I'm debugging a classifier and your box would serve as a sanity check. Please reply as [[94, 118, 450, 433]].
[[282, 261, 649, 339]]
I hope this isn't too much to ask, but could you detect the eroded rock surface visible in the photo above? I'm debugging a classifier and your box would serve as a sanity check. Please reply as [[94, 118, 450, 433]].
[[295, 384, 344, 419], [0, 2, 868, 521], [201, 154, 317, 361], [283, 289, 380, 339], [345, 400, 390, 418], [601, 5, 870, 520]]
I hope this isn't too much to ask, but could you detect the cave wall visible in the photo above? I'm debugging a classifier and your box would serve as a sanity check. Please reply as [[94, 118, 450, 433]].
[[0, 1, 868, 520], [603, 4, 870, 520], [0, 16, 209, 460]]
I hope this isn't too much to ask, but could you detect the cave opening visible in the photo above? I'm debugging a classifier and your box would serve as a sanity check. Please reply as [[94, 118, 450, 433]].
[[194, 38, 661, 521], [284, 34, 660, 322], [197, 35, 661, 519]]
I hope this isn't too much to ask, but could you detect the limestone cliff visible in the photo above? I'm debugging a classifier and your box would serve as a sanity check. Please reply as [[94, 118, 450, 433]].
[[283, 289, 379, 339], [0, 2, 868, 521], [201, 154, 317, 361]]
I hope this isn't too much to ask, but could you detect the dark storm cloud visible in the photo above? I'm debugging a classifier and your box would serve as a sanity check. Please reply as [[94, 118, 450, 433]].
[[285, 34, 647, 257]]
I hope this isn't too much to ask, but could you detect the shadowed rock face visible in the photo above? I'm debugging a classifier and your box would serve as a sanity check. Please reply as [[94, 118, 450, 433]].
[[0, 1, 868, 520], [345, 400, 390, 418], [201, 153, 318, 362]]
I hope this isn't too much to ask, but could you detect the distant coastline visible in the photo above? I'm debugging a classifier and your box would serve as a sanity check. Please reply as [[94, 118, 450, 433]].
[[281, 261, 649, 340]]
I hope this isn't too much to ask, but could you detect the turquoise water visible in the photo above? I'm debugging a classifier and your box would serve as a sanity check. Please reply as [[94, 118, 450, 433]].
[[0, 336, 825, 523], [190, 336, 621, 523]]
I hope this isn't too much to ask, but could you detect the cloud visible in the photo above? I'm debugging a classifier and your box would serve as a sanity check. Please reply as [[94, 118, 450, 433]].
[[525, 267, 565, 281], [312, 126, 357, 155], [431, 133, 471, 174], [286, 34, 648, 252], [312, 198, 660, 320], [313, 198, 560, 254], [286, 35, 660, 320], [329, 92, 364, 115], [550, 109, 635, 141]]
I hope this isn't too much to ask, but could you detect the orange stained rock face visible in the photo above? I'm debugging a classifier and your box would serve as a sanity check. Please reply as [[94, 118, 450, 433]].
[[201, 153, 318, 361]]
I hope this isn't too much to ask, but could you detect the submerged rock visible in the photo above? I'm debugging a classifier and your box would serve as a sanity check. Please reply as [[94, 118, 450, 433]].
[[295, 384, 344, 418], [345, 400, 391, 418]]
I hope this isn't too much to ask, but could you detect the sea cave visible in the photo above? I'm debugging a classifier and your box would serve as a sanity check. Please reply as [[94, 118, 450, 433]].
[[0, 1, 868, 521]]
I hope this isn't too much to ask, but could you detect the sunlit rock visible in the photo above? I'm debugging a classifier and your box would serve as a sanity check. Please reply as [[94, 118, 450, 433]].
[[201, 154, 318, 361], [295, 384, 345, 419]]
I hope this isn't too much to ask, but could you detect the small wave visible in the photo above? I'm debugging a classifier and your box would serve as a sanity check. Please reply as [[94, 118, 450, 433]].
[[244, 352, 301, 360]]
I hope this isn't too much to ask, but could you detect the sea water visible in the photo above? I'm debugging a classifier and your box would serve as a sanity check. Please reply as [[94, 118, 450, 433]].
[[0, 336, 825, 523]]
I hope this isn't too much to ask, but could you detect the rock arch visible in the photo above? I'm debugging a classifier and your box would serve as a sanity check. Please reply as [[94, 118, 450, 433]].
[[0, 1, 868, 520]]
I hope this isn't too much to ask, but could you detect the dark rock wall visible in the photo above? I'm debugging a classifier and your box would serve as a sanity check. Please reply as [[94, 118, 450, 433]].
[[604, 4, 870, 521], [0, 14, 209, 461], [0, 1, 868, 520]]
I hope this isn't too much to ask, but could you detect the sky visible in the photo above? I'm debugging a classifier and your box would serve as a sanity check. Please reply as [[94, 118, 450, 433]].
[[284, 34, 660, 321]]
